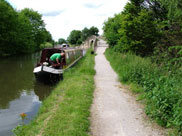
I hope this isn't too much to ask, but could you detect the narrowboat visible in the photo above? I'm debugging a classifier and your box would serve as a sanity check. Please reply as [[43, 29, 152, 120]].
[[33, 47, 83, 83]]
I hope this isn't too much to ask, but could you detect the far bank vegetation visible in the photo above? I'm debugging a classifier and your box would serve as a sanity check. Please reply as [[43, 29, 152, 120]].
[[0, 0, 54, 56]]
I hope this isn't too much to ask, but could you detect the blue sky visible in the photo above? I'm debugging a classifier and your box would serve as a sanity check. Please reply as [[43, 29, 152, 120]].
[[6, 0, 128, 41]]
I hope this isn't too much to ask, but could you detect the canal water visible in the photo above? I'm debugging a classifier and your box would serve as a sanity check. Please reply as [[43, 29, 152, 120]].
[[0, 53, 53, 136]]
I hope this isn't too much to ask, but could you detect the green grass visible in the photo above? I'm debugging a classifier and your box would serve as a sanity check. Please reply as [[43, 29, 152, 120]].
[[40, 42, 53, 49], [14, 49, 95, 136], [105, 48, 182, 135]]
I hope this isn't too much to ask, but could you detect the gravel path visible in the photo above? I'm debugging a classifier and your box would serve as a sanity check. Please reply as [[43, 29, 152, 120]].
[[90, 39, 167, 136]]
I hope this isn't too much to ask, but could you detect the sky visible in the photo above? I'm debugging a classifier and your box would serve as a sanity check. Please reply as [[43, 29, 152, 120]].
[[7, 0, 128, 41]]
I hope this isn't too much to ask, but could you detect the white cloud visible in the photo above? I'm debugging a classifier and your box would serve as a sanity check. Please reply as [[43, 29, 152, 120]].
[[8, 0, 128, 41], [42, 10, 64, 17]]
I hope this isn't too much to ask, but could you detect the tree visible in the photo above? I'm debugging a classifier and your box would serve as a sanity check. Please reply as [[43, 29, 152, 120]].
[[0, 0, 19, 55], [15, 11, 36, 53], [81, 26, 99, 41], [119, 8, 159, 56], [0, 1, 53, 56], [67, 30, 82, 45], [89, 26, 99, 36], [81, 27, 90, 41], [103, 1, 159, 56], [103, 13, 122, 47], [157, 0, 182, 22], [150, 0, 182, 66], [20, 8, 46, 51], [58, 38, 67, 44], [16, 9, 53, 53], [44, 30, 53, 43]]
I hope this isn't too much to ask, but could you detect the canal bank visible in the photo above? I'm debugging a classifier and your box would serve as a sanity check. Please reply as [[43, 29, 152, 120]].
[[13, 49, 95, 136], [0, 53, 53, 136]]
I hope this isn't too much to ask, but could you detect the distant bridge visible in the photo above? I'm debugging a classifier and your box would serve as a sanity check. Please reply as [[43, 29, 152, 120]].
[[80, 35, 98, 51]]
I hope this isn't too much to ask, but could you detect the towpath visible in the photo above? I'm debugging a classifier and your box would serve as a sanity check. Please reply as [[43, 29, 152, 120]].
[[90, 39, 167, 136]]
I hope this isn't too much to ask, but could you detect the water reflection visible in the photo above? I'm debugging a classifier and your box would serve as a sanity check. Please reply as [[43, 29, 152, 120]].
[[34, 82, 53, 101], [0, 52, 53, 136], [0, 91, 41, 136], [0, 53, 40, 109]]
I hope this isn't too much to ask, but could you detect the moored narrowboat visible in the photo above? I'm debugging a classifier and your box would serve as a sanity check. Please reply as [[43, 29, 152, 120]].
[[33, 47, 83, 83]]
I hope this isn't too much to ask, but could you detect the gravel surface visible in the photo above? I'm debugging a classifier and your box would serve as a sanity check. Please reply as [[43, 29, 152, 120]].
[[90, 39, 167, 136]]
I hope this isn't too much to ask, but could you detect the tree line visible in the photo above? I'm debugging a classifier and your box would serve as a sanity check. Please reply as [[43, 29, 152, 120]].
[[0, 0, 53, 56], [103, 0, 182, 68], [0, 0, 99, 56], [58, 26, 99, 45]]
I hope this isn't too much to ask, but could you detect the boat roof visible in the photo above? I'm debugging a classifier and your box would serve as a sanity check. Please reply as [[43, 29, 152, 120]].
[[42, 48, 62, 51], [41, 47, 82, 55], [39, 47, 82, 63]]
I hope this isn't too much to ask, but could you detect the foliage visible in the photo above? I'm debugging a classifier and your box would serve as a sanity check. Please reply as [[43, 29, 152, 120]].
[[67, 30, 82, 45], [20, 8, 50, 51], [67, 26, 99, 45], [103, 0, 182, 64], [40, 42, 53, 49], [0, 0, 19, 55], [103, 1, 159, 56], [13, 49, 95, 136], [0, 0, 53, 56], [158, 0, 182, 22], [89, 26, 99, 36], [149, 0, 182, 68], [146, 0, 168, 21], [105, 48, 182, 134], [58, 38, 67, 44], [16, 11, 36, 53], [81, 27, 90, 41], [152, 24, 182, 69], [81, 26, 99, 41], [117, 8, 159, 56], [44, 30, 53, 43], [103, 14, 122, 47]]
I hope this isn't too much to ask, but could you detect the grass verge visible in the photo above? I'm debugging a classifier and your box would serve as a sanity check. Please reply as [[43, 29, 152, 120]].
[[13, 49, 95, 136], [105, 48, 182, 135]]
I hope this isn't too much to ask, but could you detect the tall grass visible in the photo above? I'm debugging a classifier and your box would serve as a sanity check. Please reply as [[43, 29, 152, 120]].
[[14, 49, 95, 136], [105, 48, 182, 135]]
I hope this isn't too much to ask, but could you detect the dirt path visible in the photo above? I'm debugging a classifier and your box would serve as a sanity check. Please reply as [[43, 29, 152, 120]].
[[90, 39, 167, 136]]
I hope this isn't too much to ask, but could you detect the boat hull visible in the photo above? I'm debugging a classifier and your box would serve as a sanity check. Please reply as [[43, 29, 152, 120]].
[[33, 65, 63, 83]]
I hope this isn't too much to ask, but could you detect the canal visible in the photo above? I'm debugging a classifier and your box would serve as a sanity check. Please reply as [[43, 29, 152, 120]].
[[0, 53, 53, 136]]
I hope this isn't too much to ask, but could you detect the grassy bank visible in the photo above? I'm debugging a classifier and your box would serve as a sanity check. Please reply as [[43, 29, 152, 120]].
[[105, 48, 182, 135], [14, 49, 95, 136]]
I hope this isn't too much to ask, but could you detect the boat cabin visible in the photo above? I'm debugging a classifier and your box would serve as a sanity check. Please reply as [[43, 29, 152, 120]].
[[36, 47, 83, 69], [33, 47, 83, 83]]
